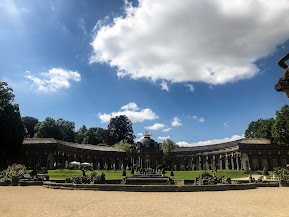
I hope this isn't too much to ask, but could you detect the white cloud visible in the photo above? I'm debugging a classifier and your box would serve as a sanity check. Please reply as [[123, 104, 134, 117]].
[[172, 117, 182, 127], [192, 116, 198, 120], [224, 121, 229, 127], [90, 0, 289, 86], [137, 133, 143, 137], [121, 102, 139, 111], [98, 102, 158, 123], [144, 123, 166, 131], [186, 84, 195, 93], [26, 68, 81, 92], [79, 18, 87, 35], [177, 135, 244, 147], [160, 81, 169, 91], [162, 128, 172, 132], [158, 135, 170, 140], [199, 118, 205, 123]]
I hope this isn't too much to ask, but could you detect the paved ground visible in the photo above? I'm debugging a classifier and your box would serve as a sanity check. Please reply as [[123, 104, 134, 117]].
[[1, 186, 289, 217]]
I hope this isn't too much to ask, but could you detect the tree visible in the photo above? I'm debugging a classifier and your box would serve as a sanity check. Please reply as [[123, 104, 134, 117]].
[[83, 127, 104, 145], [271, 105, 289, 145], [75, 125, 87, 144], [22, 116, 38, 138], [35, 117, 62, 139], [57, 119, 75, 142], [114, 140, 135, 156], [244, 118, 275, 140], [102, 115, 136, 146], [0, 82, 25, 170], [161, 139, 179, 168]]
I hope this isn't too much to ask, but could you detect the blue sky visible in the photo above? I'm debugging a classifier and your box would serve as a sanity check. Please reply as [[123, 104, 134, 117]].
[[1, 0, 289, 146]]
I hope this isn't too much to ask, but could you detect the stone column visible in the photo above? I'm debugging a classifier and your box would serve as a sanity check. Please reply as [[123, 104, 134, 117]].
[[191, 157, 194, 171], [219, 155, 223, 170], [236, 155, 240, 170], [231, 156, 235, 170], [198, 156, 202, 171], [225, 154, 229, 170], [212, 155, 216, 170], [206, 156, 209, 170]]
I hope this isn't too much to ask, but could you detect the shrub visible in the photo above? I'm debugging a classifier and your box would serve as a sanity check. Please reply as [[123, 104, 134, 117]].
[[0, 164, 26, 182], [262, 167, 269, 176], [161, 168, 166, 175], [90, 171, 98, 178], [170, 170, 174, 177], [173, 165, 177, 171], [180, 165, 185, 171], [273, 167, 289, 182]]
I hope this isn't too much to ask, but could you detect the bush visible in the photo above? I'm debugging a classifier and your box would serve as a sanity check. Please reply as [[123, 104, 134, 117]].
[[0, 164, 26, 182], [262, 167, 269, 176], [180, 165, 185, 171], [173, 165, 177, 171], [274, 167, 289, 182], [161, 168, 166, 175], [170, 170, 174, 177], [90, 171, 98, 178]]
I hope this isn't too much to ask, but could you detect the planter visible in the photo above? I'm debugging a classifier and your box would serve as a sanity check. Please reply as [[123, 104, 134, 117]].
[[11, 177, 19, 186], [280, 180, 289, 187]]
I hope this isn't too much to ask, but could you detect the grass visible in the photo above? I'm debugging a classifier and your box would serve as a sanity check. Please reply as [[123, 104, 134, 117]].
[[165, 170, 248, 180], [26, 169, 247, 180]]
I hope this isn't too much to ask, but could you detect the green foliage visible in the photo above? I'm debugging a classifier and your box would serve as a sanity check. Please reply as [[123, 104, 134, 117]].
[[180, 165, 185, 171], [114, 140, 135, 156], [22, 116, 38, 138], [82, 127, 104, 145], [0, 164, 26, 182], [173, 165, 177, 171], [262, 167, 269, 176], [271, 105, 289, 145], [35, 117, 75, 142], [0, 82, 25, 169], [273, 167, 289, 182], [75, 125, 87, 143], [244, 118, 275, 140], [102, 115, 136, 146], [161, 139, 179, 167], [35, 117, 62, 139]]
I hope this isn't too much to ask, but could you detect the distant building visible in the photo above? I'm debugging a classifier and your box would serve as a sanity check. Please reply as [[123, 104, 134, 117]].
[[22, 135, 289, 171]]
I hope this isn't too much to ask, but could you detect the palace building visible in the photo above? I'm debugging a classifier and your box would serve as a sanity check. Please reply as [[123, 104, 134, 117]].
[[23, 134, 289, 171]]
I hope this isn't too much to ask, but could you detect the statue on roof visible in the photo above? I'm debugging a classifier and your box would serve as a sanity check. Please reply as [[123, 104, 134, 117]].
[[275, 52, 289, 98], [142, 131, 152, 137]]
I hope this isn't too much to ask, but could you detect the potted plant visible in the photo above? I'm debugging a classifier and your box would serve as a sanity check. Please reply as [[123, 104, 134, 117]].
[[273, 167, 289, 187]]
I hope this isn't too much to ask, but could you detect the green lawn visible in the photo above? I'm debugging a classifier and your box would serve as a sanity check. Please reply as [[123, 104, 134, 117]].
[[26, 169, 247, 180]]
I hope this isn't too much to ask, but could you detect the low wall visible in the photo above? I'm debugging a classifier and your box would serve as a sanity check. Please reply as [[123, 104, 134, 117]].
[[43, 182, 259, 192]]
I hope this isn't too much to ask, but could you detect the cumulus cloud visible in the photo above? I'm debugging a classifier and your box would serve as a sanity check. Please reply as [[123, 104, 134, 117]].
[[26, 68, 81, 92], [158, 135, 170, 140], [144, 123, 166, 131], [172, 117, 182, 127], [177, 134, 244, 147], [90, 0, 289, 86], [160, 81, 169, 91], [98, 102, 158, 123], [192, 116, 198, 120], [186, 84, 195, 93], [162, 128, 172, 132]]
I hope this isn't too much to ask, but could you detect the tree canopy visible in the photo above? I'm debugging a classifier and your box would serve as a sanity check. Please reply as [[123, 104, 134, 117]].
[[161, 139, 179, 168], [82, 127, 104, 145], [271, 105, 289, 145], [114, 139, 135, 156], [75, 125, 87, 144], [244, 118, 275, 140], [102, 115, 136, 146], [22, 116, 38, 138], [0, 82, 25, 169]]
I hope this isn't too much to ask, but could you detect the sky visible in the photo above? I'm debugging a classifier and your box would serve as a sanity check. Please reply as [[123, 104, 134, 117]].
[[1, 0, 289, 146]]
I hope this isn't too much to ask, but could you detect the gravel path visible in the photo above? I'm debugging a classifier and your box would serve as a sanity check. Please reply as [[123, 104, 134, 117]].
[[0, 186, 289, 217]]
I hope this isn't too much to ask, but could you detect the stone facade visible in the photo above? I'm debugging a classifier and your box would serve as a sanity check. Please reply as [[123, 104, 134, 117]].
[[23, 137, 289, 171]]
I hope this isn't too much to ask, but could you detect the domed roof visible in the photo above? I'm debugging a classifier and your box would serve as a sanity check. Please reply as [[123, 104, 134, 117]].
[[137, 132, 160, 150]]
